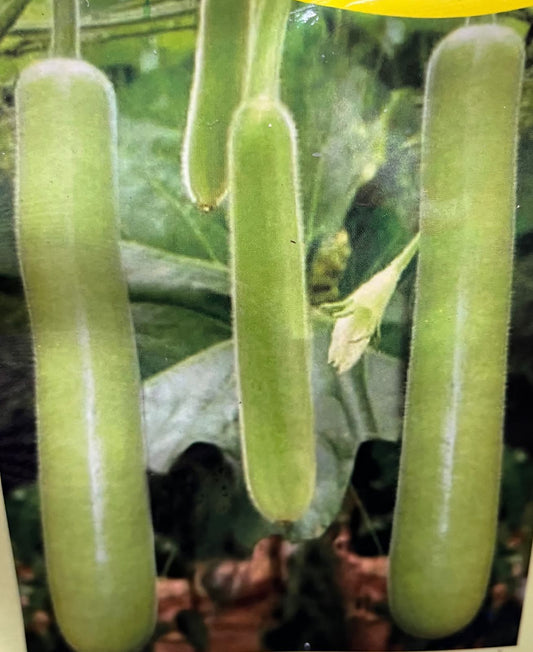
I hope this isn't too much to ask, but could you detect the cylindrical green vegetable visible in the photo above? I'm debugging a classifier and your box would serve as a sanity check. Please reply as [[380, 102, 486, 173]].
[[0, 482, 27, 652], [15, 58, 156, 652], [228, 96, 315, 523], [181, 0, 250, 211], [389, 25, 524, 639]]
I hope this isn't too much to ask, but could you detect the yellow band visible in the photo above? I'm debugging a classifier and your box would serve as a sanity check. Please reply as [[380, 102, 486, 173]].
[[298, 0, 530, 17]]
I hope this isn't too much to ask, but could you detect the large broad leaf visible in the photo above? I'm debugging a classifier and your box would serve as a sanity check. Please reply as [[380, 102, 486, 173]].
[[144, 339, 240, 469], [121, 240, 230, 318], [132, 302, 231, 379], [125, 241, 232, 377], [143, 317, 405, 548], [125, 242, 232, 377]]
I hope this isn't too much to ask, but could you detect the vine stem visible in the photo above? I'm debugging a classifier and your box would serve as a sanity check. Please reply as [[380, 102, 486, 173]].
[[244, 0, 291, 100], [1, 8, 195, 58], [0, 0, 32, 42], [352, 489, 384, 556], [52, 0, 80, 58]]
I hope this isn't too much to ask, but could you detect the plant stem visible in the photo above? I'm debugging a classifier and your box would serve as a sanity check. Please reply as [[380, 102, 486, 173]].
[[52, 0, 80, 58], [245, 0, 291, 100], [1, 1, 196, 56], [0, 0, 31, 43], [392, 232, 420, 275], [352, 489, 384, 556]]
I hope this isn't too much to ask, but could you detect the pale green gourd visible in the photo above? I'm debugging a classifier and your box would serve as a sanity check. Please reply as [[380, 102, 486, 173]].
[[388, 24, 524, 639], [228, 0, 315, 523], [182, 0, 250, 211], [15, 38, 156, 652], [228, 96, 315, 522]]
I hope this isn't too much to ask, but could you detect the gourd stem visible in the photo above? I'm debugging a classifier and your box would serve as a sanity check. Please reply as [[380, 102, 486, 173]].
[[52, 0, 80, 58], [244, 0, 291, 100]]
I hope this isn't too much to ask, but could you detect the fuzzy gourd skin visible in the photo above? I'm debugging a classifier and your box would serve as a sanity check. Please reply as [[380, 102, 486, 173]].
[[229, 97, 315, 523], [0, 483, 26, 652], [15, 59, 156, 652], [182, 0, 249, 211], [388, 25, 524, 639]]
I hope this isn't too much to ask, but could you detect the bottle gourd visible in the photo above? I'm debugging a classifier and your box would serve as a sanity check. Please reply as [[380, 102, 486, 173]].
[[15, 56, 156, 652], [229, 97, 315, 523], [388, 24, 524, 639], [228, 0, 316, 523], [182, 0, 250, 210]]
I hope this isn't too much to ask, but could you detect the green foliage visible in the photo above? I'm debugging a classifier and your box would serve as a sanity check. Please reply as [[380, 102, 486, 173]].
[[121, 240, 230, 319], [516, 96, 533, 235], [501, 447, 533, 532], [132, 302, 230, 378], [4, 485, 41, 568], [117, 58, 192, 128]]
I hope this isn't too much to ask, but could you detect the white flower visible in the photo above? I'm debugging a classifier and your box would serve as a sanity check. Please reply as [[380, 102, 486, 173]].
[[324, 233, 420, 374]]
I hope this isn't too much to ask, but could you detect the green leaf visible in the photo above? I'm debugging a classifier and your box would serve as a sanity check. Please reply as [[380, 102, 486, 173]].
[[501, 446, 533, 532], [361, 348, 405, 442], [121, 240, 230, 317], [116, 57, 193, 129], [4, 484, 42, 567], [132, 301, 230, 379], [516, 129, 533, 236], [144, 339, 239, 472]]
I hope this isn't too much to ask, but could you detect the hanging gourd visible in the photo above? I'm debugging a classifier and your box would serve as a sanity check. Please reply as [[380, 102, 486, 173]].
[[15, 1, 156, 650], [388, 23, 524, 639], [182, 0, 250, 211], [228, 0, 316, 523]]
